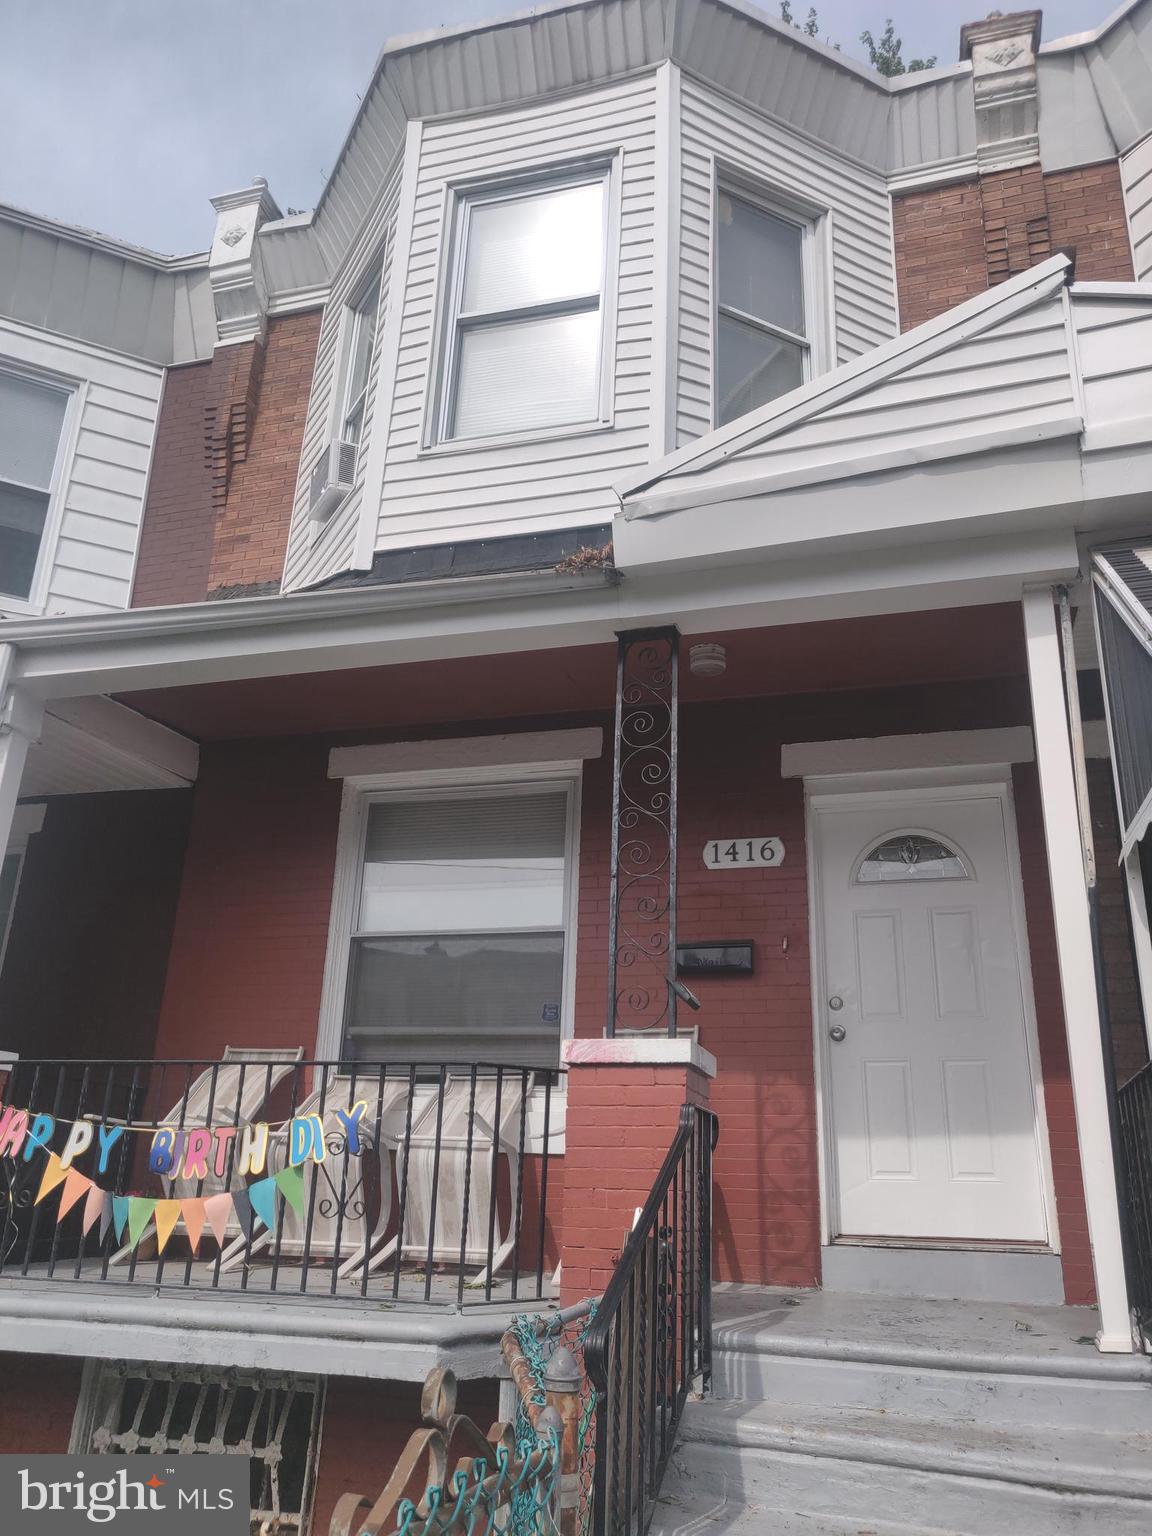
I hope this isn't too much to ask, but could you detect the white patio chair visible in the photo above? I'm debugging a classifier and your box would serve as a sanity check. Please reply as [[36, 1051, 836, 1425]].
[[366, 1071, 529, 1287], [108, 1046, 304, 1265], [217, 1074, 414, 1278]]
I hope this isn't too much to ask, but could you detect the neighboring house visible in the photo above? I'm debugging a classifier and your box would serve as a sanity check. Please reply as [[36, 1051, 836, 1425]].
[[2, 3, 1152, 1531]]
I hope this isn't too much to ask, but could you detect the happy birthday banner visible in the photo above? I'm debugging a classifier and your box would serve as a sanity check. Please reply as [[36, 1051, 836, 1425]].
[[0, 1097, 369, 1256]]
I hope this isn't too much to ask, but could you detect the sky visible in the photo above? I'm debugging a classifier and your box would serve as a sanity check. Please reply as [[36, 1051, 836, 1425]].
[[1, 0, 1124, 256]]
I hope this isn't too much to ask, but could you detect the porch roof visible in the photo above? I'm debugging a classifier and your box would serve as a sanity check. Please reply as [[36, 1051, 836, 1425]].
[[613, 258, 1152, 577]]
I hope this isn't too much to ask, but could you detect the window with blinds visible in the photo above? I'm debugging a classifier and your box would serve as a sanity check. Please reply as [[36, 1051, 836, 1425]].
[[0, 370, 69, 601], [439, 174, 608, 442], [342, 786, 571, 1067]]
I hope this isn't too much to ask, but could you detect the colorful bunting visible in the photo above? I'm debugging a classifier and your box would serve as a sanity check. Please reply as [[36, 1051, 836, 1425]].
[[112, 1195, 130, 1243], [58, 1167, 91, 1220], [127, 1197, 157, 1248], [231, 1188, 254, 1242], [274, 1164, 306, 1217], [248, 1176, 279, 1232], [82, 1183, 107, 1238], [203, 1192, 233, 1248], [153, 1200, 181, 1255], [181, 1197, 207, 1254], [98, 1190, 115, 1245], [34, 1153, 67, 1205]]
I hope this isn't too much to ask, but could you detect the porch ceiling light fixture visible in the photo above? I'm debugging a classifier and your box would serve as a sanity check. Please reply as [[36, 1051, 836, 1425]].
[[689, 642, 727, 678]]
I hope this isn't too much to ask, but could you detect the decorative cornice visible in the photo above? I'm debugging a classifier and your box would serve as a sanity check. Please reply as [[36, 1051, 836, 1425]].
[[207, 178, 283, 348], [960, 11, 1042, 172]]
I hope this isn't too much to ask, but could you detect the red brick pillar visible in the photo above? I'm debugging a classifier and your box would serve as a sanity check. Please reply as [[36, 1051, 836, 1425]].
[[558, 1037, 715, 1307]]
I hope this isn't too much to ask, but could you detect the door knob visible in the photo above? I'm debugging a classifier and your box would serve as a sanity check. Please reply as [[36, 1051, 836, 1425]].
[[829, 1024, 847, 1042]]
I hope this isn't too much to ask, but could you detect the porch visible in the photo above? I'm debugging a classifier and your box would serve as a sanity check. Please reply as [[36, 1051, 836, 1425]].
[[0, 594, 1146, 1362]]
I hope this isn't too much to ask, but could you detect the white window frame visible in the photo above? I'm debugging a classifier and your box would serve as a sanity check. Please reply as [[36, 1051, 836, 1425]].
[[711, 167, 831, 429], [315, 761, 583, 1066], [426, 158, 620, 452], [0, 360, 82, 617], [337, 263, 385, 452]]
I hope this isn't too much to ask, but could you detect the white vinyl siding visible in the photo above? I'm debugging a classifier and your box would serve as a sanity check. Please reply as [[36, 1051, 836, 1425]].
[[0, 317, 163, 615], [677, 75, 897, 447], [373, 73, 657, 554], [281, 160, 403, 592], [1121, 132, 1152, 283]]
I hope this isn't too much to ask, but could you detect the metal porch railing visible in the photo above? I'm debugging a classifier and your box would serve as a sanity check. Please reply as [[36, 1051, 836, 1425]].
[[1117, 1059, 1152, 1325], [584, 1103, 718, 1536], [0, 1057, 559, 1308]]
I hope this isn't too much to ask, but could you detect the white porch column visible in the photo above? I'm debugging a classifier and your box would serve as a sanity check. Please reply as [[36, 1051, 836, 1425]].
[[1022, 589, 1133, 1351], [0, 645, 42, 860]]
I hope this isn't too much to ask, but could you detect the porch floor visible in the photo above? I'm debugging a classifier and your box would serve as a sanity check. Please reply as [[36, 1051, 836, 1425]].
[[710, 1282, 1145, 1375]]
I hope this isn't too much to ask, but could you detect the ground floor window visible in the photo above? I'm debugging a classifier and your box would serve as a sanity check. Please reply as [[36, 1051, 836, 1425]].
[[77, 1362, 323, 1533], [337, 779, 577, 1067]]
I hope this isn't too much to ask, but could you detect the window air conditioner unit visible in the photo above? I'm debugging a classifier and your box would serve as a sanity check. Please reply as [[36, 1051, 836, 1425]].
[[309, 439, 357, 519]]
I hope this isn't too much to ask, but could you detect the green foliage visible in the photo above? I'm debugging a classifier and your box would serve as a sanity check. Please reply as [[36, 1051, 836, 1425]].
[[859, 18, 937, 76]]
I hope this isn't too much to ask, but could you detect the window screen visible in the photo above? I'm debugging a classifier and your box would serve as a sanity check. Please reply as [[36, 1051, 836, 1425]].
[[444, 177, 607, 440], [343, 789, 569, 1066], [0, 371, 68, 600], [716, 191, 810, 427]]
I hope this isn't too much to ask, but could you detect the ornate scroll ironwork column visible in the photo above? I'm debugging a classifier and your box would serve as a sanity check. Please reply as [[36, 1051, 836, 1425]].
[[606, 626, 679, 1037]]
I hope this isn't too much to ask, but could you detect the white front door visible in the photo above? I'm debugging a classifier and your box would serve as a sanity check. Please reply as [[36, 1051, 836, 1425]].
[[815, 789, 1048, 1242]]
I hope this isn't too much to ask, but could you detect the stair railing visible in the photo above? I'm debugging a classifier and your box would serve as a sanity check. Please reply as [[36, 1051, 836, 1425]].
[[583, 1103, 718, 1536], [1117, 1059, 1152, 1327]]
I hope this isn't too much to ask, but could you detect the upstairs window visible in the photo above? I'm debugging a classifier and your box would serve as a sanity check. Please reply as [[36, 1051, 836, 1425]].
[[340, 269, 383, 448], [439, 173, 609, 442], [341, 783, 575, 1067], [0, 369, 69, 601], [716, 189, 813, 427]]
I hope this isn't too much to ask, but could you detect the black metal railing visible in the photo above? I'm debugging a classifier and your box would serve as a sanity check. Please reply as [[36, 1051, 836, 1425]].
[[584, 1103, 717, 1536], [1118, 1059, 1152, 1323], [0, 1057, 558, 1310]]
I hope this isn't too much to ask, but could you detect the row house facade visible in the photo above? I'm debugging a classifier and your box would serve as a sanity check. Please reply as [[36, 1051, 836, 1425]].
[[3, 2, 1152, 1530]]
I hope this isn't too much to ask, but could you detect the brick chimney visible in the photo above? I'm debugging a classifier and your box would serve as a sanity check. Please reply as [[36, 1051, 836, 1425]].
[[959, 11, 1043, 172]]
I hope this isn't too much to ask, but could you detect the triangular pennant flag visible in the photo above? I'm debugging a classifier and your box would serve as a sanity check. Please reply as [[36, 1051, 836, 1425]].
[[81, 1181, 105, 1235], [34, 1153, 67, 1205], [231, 1187, 254, 1242], [153, 1200, 181, 1255], [181, 1198, 207, 1254], [112, 1195, 130, 1243], [248, 1176, 278, 1232], [274, 1165, 306, 1218], [95, 1190, 114, 1243], [58, 1168, 91, 1221], [126, 1197, 157, 1248], [203, 1192, 232, 1248]]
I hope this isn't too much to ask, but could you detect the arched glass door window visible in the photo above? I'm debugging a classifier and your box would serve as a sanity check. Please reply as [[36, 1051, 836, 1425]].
[[856, 832, 970, 884]]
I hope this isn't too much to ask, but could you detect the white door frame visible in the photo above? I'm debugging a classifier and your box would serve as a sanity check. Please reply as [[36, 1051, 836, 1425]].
[[803, 767, 1061, 1252]]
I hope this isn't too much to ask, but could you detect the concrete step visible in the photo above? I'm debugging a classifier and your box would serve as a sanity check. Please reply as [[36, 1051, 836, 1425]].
[[711, 1285, 1152, 1434]]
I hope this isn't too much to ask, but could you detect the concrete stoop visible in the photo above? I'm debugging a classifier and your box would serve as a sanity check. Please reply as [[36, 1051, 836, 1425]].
[[649, 1286, 1152, 1536]]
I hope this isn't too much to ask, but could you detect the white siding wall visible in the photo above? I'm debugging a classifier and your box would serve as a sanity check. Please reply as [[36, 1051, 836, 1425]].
[[373, 75, 658, 553], [676, 75, 898, 447], [1075, 295, 1152, 428], [1121, 132, 1152, 282], [0, 317, 163, 616], [281, 160, 403, 592]]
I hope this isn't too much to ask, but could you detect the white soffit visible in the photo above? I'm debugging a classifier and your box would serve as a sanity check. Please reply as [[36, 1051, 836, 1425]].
[[20, 696, 198, 796]]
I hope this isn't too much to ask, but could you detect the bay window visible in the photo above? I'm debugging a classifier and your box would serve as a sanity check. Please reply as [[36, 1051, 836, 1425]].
[[340, 268, 383, 449], [438, 171, 610, 442], [340, 782, 575, 1067], [716, 187, 815, 427], [0, 368, 69, 601]]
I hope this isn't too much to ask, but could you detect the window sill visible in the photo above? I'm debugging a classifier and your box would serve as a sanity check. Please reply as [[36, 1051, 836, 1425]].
[[418, 417, 616, 459]]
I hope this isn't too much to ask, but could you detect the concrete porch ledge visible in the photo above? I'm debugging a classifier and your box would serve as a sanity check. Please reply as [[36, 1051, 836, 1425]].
[[0, 1277, 548, 1382], [561, 1036, 717, 1077]]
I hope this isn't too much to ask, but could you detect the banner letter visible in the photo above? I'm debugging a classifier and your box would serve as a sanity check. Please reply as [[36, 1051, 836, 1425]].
[[238, 1122, 268, 1177], [96, 1123, 124, 1176], [59, 1120, 94, 1171], [149, 1128, 176, 1176], [335, 1101, 367, 1157]]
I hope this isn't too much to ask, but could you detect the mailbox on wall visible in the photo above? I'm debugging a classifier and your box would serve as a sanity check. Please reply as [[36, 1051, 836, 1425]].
[[676, 942, 754, 976]]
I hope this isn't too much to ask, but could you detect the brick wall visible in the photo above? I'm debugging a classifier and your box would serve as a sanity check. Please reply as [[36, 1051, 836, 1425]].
[[143, 671, 1094, 1301], [310, 1377, 499, 1536], [0, 1355, 81, 1452], [132, 311, 321, 607], [893, 159, 1134, 331]]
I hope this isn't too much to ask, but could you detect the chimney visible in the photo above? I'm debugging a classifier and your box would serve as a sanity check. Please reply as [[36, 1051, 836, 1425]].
[[207, 177, 282, 347], [959, 10, 1043, 172]]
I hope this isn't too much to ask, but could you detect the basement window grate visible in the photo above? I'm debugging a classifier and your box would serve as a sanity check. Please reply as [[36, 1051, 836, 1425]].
[[81, 1362, 323, 1534]]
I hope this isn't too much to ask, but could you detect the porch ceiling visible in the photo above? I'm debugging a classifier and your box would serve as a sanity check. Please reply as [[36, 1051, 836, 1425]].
[[117, 605, 1027, 741]]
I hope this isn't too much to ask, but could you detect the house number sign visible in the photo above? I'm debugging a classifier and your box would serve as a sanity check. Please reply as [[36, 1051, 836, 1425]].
[[702, 837, 785, 869]]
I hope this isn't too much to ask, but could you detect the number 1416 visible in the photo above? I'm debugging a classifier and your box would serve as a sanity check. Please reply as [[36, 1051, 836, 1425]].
[[702, 837, 784, 869]]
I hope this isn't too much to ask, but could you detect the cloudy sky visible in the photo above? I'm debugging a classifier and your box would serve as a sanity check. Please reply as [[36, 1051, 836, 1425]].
[[2, 0, 1120, 255]]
